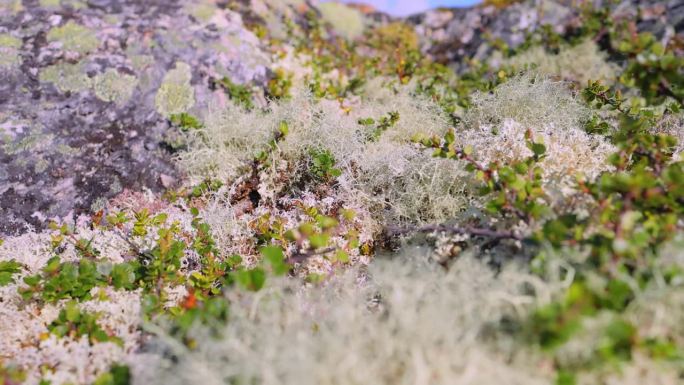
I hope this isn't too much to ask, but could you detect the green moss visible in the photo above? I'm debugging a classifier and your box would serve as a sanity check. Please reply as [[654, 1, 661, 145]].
[[47, 21, 99, 55], [40, 62, 91, 93], [93, 68, 138, 104], [155, 62, 195, 117], [318, 3, 365, 40]]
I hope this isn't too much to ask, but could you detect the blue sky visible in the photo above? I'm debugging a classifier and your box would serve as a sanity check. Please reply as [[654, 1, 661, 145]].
[[332, 0, 482, 16]]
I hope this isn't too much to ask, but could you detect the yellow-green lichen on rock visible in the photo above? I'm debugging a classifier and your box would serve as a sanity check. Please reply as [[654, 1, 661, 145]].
[[0, 0, 23, 14], [39, 0, 61, 7], [46, 21, 99, 55], [155, 62, 195, 117], [129, 54, 154, 71], [40, 62, 91, 93], [93, 68, 138, 104], [318, 2, 365, 40], [39, 0, 85, 8], [0, 34, 22, 69], [187, 1, 216, 23], [0, 34, 21, 49]]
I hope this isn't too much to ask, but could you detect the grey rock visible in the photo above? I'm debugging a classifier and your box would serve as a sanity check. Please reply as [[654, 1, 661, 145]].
[[407, 0, 684, 72], [0, 0, 270, 235]]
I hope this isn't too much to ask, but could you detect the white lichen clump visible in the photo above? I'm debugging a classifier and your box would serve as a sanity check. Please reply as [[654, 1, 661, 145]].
[[504, 40, 618, 85], [0, 233, 142, 385], [462, 74, 615, 185], [145, 251, 558, 385]]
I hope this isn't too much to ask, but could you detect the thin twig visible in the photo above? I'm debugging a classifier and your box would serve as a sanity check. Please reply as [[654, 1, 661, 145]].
[[112, 228, 153, 259], [287, 247, 337, 264], [385, 223, 523, 241]]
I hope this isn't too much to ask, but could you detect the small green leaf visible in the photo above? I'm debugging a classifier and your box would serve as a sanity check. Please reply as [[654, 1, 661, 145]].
[[308, 234, 330, 249], [0, 260, 21, 286], [529, 142, 546, 157], [110, 263, 136, 290], [234, 268, 266, 291], [260, 246, 289, 276], [64, 301, 81, 322], [444, 129, 455, 145]]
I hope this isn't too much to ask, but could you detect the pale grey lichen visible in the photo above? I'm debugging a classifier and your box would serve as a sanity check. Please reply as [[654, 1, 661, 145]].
[[146, 252, 556, 385], [46, 21, 99, 55], [503, 40, 618, 85], [93, 68, 138, 104], [155, 62, 195, 117], [40, 62, 91, 93]]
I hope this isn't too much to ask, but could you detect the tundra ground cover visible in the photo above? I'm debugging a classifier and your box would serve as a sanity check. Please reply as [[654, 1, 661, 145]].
[[1, 1, 683, 384]]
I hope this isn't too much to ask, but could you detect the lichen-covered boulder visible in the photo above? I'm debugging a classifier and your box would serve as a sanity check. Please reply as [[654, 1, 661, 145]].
[[0, 0, 270, 235], [407, 0, 684, 72]]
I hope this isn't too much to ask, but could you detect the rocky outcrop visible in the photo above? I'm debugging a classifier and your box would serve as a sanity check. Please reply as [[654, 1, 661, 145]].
[[406, 0, 684, 72], [0, 0, 270, 235], [1, 0, 680, 236]]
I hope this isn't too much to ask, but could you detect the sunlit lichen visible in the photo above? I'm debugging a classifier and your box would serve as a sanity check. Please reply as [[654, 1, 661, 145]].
[[0, 34, 21, 49], [40, 62, 91, 93], [46, 21, 99, 55], [318, 2, 365, 40], [187, 2, 216, 23], [129, 54, 154, 71], [93, 69, 138, 104], [0, 34, 21, 69], [0, 0, 23, 14], [39, 0, 60, 7], [155, 62, 195, 117], [504, 40, 618, 85]]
